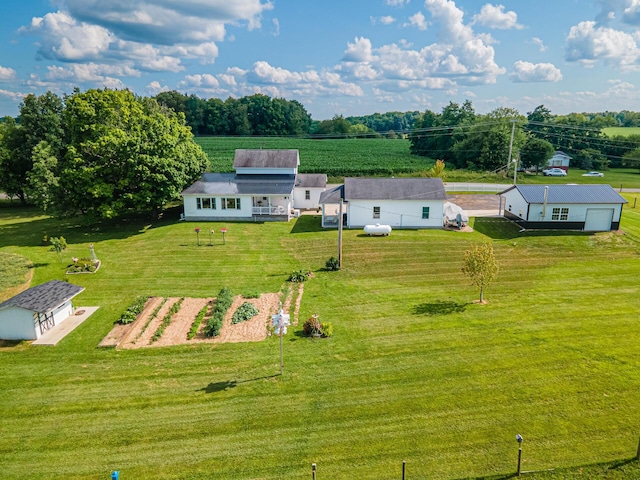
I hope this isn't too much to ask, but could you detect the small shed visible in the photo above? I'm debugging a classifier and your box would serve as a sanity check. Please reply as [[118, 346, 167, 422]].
[[0, 280, 84, 340], [499, 184, 627, 231]]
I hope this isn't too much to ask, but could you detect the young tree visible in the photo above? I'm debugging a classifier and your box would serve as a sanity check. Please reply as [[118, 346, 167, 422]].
[[462, 242, 499, 303]]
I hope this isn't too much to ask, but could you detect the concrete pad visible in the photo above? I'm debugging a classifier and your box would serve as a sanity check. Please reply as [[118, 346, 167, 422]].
[[32, 306, 99, 346]]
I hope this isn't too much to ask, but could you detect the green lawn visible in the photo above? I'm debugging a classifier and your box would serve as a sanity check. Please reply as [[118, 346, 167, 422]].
[[603, 127, 640, 137], [1, 203, 639, 480]]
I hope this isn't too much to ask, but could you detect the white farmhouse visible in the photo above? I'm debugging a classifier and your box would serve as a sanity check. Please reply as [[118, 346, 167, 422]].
[[181, 149, 326, 221]]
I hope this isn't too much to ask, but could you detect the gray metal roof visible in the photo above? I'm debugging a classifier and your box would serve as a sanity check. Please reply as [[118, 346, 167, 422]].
[[319, 185, 344, 204], [500, 184, 628, 204], [233, 149, 300, 169], [0, 280, 84, 314], [181, 173, 296, 196], [296, 174, 327, 188], [344, 177, 447, 201]]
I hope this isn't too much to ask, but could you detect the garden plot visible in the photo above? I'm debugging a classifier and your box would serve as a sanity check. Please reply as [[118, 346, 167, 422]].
[[108, 286, 302, 349]]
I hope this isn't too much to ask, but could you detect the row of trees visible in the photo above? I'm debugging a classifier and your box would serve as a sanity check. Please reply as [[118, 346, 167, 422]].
[[409, 102, 640, 172], [0, 89, 208, 219], [154, 92, 313, 137]]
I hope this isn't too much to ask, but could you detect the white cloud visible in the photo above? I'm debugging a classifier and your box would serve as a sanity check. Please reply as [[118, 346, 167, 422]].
[[146, 81, 169, 94], [0, 89, 27, 100], [46, 63, 140, 82], [25, 11, 114, 61], [622, 0, 640, 25], [565, 20, 640, 70], [272, 18, 280, 36], [0, 66, 17, 81], [510, 61, 562, 82], [371, 16, 396, 25], [386, 0, 410, 5], [531, 37, 547, 52], [343, 37, 373, 62], [472, 4, 524, 30], [405, 12, 428, 30], [178, 74, 220, 88]]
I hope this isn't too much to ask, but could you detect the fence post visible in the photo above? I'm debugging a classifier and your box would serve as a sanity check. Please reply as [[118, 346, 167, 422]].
[[312, 463, 316, 480], [402, 460, 406, 479]]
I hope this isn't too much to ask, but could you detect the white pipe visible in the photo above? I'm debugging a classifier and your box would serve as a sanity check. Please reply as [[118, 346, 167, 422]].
[[542, 186, 549, 218]]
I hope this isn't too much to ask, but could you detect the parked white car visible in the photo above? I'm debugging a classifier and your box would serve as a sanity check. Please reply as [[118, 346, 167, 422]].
[[582, 171, 604, 177], [542, 168, 567, 176]]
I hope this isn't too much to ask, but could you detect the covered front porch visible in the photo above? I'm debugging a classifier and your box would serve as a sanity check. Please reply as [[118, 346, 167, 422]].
[[251, 195, 293, 219]]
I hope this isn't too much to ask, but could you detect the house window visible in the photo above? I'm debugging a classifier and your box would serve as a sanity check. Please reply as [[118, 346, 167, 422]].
[[552, 207, 569, 220], [196, 197, 215, 209], [422, 206, 430, 219], [373, 206, 380, 219], [222, 198, 241, 210], [305, 190, 311, 200]]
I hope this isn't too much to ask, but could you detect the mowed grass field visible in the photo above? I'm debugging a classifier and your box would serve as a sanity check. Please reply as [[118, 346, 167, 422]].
[[1, 201, 640, 480]]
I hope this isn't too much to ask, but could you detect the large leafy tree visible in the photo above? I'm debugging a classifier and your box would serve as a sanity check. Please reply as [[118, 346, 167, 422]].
[[410, 100, 475, 164], [519, 137, 555, 174], [29, 89, 208, 219], [0, 92, 65, 204], [452, 107, 526, 172]]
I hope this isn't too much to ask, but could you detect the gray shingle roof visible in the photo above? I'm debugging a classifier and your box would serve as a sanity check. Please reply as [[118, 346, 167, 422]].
[[500, 184, 628, 204], [0, 280, 84, 314], [233, 149, 300, 169], [344, 177, 446, 201], [296, 174, 327, 188], [319, 185, 344, 204], [181, 173, 296, 196]]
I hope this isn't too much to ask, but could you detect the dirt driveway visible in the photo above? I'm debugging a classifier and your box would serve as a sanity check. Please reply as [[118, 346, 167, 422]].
[[446, 194, 501, 216]]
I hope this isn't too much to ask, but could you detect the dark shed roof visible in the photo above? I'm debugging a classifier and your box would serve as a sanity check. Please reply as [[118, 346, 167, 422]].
[[319, 185, 344, 204], [296, 173, 327, 189], [0, 280, 84, 314], [500, 184, 628, 204], [233, 149, 300, 169], [344, 177, 446, 201]]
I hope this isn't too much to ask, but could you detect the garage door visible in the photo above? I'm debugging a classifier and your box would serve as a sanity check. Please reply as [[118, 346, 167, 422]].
[[584, 208, 614, 231]]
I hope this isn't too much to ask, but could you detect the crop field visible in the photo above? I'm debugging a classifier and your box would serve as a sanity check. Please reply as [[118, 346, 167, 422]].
[[195, 136, 435, 177], [603, 127, 640, 137], [1, 201, 640, 479]]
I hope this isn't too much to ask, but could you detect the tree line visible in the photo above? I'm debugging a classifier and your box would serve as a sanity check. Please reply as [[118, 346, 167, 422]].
[[0, 89, 208, 219], [409, 102, 640, 172]]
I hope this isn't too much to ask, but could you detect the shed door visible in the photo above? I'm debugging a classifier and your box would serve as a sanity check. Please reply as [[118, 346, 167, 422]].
[[584, 208, 614, 231]]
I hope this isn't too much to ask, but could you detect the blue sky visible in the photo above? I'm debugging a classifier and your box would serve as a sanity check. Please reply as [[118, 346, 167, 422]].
[[1, 0, 640, 120]]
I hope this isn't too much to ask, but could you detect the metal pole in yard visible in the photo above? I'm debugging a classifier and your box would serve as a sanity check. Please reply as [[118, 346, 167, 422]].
[[402, 460, 406, 480], [312, 463, 317, 480], [338, 198, 344, 269], [516, 434, 523, 476]]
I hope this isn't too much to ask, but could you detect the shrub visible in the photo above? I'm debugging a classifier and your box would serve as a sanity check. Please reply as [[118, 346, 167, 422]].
[[232, 302, 259, 324], [325, 256, 340, 271], [288, 269, 310, 282], [117, 296, 149, 325], [204, 287, 233, 337], [302, 315, 333, 338], [242, 291, 261, 299], [66, 257, 99, 273]]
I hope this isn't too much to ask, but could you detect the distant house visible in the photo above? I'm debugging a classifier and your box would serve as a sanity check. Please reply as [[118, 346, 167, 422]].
[[0, 280, 84, 340], [499, 184, 627, 231], [181, 149, 326, 221], [318, 177, 447, 229], [548, 151, 571, 171]]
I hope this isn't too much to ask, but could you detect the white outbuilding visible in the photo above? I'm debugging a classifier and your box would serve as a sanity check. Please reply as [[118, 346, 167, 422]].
[[499, 184, 627, 231], [0, 280, 84, 340]]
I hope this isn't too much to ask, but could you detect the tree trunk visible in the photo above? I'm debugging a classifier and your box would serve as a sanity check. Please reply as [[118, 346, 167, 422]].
[[479, 286, 484, 303]]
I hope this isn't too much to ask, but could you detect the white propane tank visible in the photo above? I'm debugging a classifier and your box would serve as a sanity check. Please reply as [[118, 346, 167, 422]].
[[364, 223, 392, 236]]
